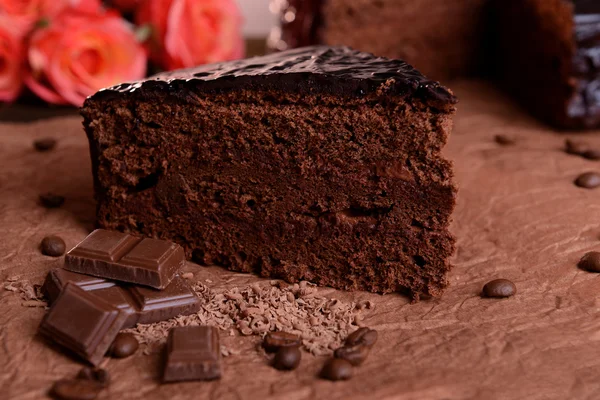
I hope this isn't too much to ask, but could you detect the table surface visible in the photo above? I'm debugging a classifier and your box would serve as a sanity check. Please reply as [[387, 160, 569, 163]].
[[2, 81, 600, 400]]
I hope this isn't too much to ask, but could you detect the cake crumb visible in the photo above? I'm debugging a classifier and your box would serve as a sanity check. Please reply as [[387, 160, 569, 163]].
[[181, 273, 194, 280]]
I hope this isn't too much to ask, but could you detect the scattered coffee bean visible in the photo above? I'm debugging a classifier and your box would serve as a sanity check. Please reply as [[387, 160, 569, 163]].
[[321, 358, 353, 381], [578, 251, 600, 272], [494, 134, 516, 146], [49, 379, 101, 400], [334, 344, 370, 366], [273, 345, 301, 371], [41, 235, 66, 257], [39, 193, 65, 208], [583, 149, 600, 161], [345, 327, 378, 348], [575, 172, 600, 189], [34, 137, 56, 152], [76, 367, 110, 388], [109, 332, 139, 358], [263, 331, 302, 353], [565, 139, 588, 155], [482, 279, 516, 298]]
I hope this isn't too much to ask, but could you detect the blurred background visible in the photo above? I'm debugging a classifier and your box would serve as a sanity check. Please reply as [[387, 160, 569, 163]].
[[0, 0, 277, 110]]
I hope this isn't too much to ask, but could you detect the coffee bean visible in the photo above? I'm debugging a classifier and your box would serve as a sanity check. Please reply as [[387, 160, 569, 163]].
[[34, 137, 56, 152], [575, 172, 600, 189], [494, 134, 516, 146], [334, 344, 370, 366], [320, 358, 353, 381], [583, 149, 600, 161], [345, 327, 378, 348], [40, 193, 65, 208], [49, 379, 101, 400], [578, 251, 600, 272], [482, 279, 516, 298], [263, 331, 302, 353], [41, 236, 66, 257], [109, 332, 138, 358], [565, 139, 588, 155], [273, 345, 301, 371], [76, 367, 110, 388]]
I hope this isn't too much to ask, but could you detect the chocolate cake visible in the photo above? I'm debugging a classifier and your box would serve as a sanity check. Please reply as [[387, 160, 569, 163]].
[[81, 46, 457, 300], [269, 0, 491, 80], [271, 0, 600, 129], [495, 0, 600, 129]]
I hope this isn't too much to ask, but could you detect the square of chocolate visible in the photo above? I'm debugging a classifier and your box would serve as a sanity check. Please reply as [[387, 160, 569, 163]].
[[65, 229, 185, 289], [129, 276, 202, 325], [42, 268, 115, 305], [39, 283, 128, 366], [163, 326, 221, 382]]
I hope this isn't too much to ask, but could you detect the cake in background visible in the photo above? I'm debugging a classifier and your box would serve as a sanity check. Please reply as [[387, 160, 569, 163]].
[[270, 0, 600, 130], [268, 0, 491, 80], [495, 0, 600, 129]]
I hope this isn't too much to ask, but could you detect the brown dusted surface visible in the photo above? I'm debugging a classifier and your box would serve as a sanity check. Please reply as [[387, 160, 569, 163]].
[[4, 81, 600, 398]]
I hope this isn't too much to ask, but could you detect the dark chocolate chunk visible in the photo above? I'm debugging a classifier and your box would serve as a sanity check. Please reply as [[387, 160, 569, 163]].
[[345, 327, 378, 348], [578, 251, 600, 272], [273, 346, 302, 371], [494, 134, 516, 146], [482, 279, 517, 298], [42, 268, 200, 328], [76, 367, 110, 388], [263, 331, 302, 353], [65, 229, 185, 289], [49, 379, 101, 400], [34, 137, 57, 152], [39, 283, 128, 366], [109, 332, 139, 358], [334, 344, 370, 366], [320, 358, 353, 381], [40, 193, 65, 208], [41, 235, 66, 257], [575, 172, 600, 188], [163, 326, 221, 382]]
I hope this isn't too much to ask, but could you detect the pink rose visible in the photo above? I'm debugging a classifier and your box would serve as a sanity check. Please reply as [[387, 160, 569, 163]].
[[0, 15, 25, 101], [136, 0, 244, 70], [25, 10, 147, 106], [0, 0, 101, 30]]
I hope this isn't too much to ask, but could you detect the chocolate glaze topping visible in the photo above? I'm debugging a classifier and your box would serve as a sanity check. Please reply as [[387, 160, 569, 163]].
[[89, 46, 456, 107]]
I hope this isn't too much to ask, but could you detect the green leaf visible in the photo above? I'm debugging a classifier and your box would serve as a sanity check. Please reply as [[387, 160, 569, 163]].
[[35, 18, 50, 29], [135, 24, 153, 43]]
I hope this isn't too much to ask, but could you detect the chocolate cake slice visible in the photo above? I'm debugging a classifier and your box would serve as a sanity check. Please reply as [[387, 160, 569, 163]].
[[494, 0, 600, 129], [81, 46, 457, 300]]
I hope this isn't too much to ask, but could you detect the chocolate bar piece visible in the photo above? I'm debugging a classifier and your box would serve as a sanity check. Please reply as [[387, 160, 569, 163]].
[[163, 326, 221, 382], [65, 229, 185, 289], [42, 269, 201, 328], [39, 283, 128, 366]]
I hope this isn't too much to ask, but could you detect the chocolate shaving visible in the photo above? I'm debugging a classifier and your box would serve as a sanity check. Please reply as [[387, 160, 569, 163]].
[[4, 277, 47, 306], [125, 280, 367, 355]]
